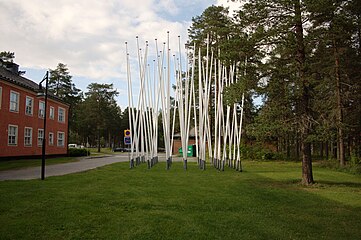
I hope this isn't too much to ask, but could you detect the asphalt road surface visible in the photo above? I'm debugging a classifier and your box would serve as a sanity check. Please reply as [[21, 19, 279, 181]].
[[0, 154, 192, 181], [0, 155, 129, 181]]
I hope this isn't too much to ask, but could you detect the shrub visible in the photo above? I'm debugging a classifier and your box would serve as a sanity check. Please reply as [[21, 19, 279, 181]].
[[68, 148, 89, 157], [238, 144, 281, 160], [263, 152, 274, 160], [317, 159, 361, 175]]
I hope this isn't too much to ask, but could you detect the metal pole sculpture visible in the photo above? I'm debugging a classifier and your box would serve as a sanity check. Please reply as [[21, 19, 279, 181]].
[[125, 33, 246, 172], [126, 34, 173, 169]]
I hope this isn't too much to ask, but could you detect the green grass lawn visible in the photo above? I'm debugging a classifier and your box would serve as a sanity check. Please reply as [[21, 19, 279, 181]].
[[0, 160, 360, 239], [0, 157, 79, 171], [88, 147, 116, 155]]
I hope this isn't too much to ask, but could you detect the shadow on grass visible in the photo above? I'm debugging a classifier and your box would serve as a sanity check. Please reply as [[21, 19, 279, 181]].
[[313, 180, 361, 188], [0, 157, 79, 171], [0, 161, 360, 240]]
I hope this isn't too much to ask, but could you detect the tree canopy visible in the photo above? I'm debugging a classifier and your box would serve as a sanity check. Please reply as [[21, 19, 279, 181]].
[[188, 0, 361, 184]]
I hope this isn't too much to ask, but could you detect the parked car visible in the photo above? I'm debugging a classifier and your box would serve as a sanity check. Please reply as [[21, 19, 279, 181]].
[[113, 147, 134, 152], [68, 144, 85, 149], [113, 147, 124, 152]]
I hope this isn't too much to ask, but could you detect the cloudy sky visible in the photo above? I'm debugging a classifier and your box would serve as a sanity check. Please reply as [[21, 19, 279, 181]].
[[0, 0, 240, 107]]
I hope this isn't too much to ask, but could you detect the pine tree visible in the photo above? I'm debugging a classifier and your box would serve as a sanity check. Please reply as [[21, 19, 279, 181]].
[[80, 83, 120, 152], [306, 0, 361, 165], [235, 0, 315, 184], [0, 51, 15, 63], [49, 63, 82, 142]]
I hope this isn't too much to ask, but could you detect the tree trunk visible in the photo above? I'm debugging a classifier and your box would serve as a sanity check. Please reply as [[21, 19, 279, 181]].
[[296, 137, 300, 160], [108, 132, 111, 149], [97, 128, 101, 153], [347, 136, 352, 159], [333, 140, 337, 159], [333, 39, 345, 166], [320, 142, 324, 159], [326, 141, 329, 160], [295, 0, 314, 185], [287, 137, 290, 159]]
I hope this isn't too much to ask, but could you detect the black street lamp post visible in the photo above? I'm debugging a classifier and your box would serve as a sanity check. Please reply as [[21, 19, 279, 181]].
[[38, 71, 49, 180]]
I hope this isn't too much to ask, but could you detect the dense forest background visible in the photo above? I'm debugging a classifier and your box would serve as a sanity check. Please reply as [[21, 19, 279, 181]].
[[186, 0, 360, 183]]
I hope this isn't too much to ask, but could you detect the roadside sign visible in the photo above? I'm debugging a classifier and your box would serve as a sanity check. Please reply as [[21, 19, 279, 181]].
[[124, 136, 131, 145], [124, 129, 131, 137]]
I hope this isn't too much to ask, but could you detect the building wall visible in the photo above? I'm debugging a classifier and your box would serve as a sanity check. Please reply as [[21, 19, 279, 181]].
[[0, 80, 69, 158], [172, 138, 197, 155]]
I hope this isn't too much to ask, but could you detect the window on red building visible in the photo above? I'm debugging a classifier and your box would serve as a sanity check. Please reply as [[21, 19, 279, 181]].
[[8, 125, 18, 146], [24, 127, 32, 146], [10, 91, 19, 112], [58, 107, 65, 123], [38, 129, 44, 146], [57, 132, 65, 147], [38, 101, 45, 118], [49, 106, 54, 119], [49, 132, 54, 146], [25, 96, 34, 115]]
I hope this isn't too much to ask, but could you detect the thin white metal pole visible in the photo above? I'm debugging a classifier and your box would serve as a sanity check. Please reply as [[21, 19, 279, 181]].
[[125, 42, 135, 167], [166, 32, 171, 163], [170, 55, 178, 158]]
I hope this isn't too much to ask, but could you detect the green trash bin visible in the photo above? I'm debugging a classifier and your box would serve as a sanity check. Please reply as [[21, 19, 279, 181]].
[[179, 145, 195, 157], [187, 145, 194, 157], [178, 147, 183, 156]]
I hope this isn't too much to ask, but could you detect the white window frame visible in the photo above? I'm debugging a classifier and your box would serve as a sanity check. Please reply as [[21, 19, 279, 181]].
[[8, 125, 18, 146], [25, 96, 34, 116], [0, 86, 2, 109], [49, 106, 55, 120], [58, 107, 65, 123], [38, 129, 44, 146], [38, 101, 45, 118], [49, 132, 54, 146], [9, 90, 19, 112], [24, 127, 33, 146], [57, 131, 65, 147]]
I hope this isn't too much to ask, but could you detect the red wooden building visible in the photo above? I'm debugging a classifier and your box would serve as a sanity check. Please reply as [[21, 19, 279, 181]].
[[0, 63, 69, 158]]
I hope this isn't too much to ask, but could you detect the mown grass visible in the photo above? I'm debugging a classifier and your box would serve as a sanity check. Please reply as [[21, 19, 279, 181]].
[[314, 159, 361, 175], [88, 147, 116, 155], [0, 160, 360, 239], [0, 157, 79, 171]]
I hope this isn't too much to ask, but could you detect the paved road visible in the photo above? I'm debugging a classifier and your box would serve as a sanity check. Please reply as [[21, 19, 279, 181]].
[[0, 155, 129, 181]]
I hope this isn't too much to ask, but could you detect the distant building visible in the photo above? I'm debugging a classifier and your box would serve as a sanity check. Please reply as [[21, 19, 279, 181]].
[[0, 62, 69, 158], [172, 127, 199, 155]]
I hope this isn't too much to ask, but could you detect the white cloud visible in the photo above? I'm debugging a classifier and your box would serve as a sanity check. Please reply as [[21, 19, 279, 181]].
[[156, 0, 180, 15], [0, 0, 214, 107], [216, 0, 241, 14], [1, 0, 199, 75]]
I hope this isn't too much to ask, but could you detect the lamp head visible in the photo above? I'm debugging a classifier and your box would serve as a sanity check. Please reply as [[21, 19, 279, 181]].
[[37, 92, 44, 98]]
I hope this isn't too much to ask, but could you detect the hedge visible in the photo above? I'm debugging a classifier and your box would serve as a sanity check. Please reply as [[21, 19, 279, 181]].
[[68, 148, 89, 157]]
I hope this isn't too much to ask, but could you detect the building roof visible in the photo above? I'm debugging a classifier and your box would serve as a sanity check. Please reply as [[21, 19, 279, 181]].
[[0, 65, 69, 106], [173, 127, 198, 138], [0, 64, 40, 90]]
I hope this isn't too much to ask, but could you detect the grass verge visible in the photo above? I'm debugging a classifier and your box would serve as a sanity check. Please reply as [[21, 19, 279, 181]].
[[88, 147, 115, 155], [0, 157, 79, 171], [314, 159, 361, 175], [0, 160, 360, 239]]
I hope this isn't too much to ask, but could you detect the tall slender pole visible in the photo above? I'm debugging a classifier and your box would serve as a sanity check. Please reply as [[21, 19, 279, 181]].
[[125, 42, 134, 167], [40, 71, 49, 180], [167, 31, 171, 165]]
